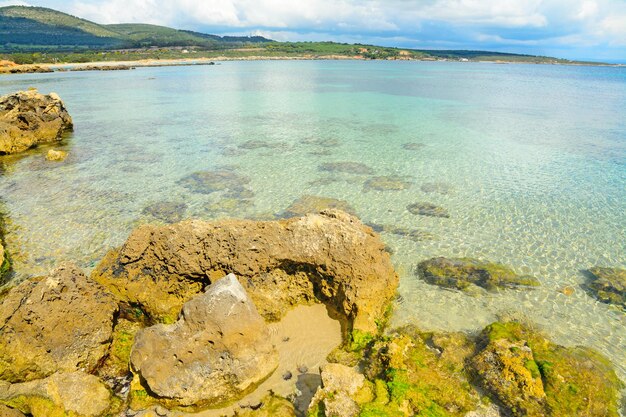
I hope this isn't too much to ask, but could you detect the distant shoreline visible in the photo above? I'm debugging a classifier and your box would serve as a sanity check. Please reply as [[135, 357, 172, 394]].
[[1, 55, 622, 75]]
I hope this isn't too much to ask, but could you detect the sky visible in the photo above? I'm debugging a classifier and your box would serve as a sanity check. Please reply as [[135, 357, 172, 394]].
[[2, 0, 626, 62]]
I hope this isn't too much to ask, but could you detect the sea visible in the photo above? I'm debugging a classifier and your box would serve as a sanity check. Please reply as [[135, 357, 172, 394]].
[[1, 60, 624, 382]]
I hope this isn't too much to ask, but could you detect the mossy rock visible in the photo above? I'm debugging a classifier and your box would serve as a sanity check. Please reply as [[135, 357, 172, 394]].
[[417, 257, 539, 292], [97, 318, 142, 379], [476, 321, 623, 417], [585, 267, 626, 309], [359, 327, 480, 417]]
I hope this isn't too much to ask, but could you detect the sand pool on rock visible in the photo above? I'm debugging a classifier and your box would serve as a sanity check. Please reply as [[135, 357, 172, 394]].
[[0, 61, 624, 386]]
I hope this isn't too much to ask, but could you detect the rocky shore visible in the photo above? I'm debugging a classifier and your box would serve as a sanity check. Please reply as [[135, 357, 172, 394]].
[[0, 90, 624, 416], [0, 210, 623, 417]]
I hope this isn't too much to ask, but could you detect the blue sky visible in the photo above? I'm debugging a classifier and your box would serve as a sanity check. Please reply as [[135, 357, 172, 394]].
[[2, 0, 626, 62]]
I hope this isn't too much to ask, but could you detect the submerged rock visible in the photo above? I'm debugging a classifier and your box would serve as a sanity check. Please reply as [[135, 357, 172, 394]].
[[91, 210, 398, 334], [0, 372, 113, 417], [363, 175, 412, 191], [130, 274, 278, 408], [473, 321, 623, 417], [302, 137, 340, 148], [0, 89, 73, 155], [367, 223, 436, 241], [141, 201, 187, 223], [319, 161, 374, 175], [237, 394, 295, 417], [417, 257, 540, 292], [421, 181, 454, 195], [0, 264, 118, 382], [44, 149, 67, 162], [177, 169, 251, 195], [402, 142, 425, 150], [407, 202, 450, 218], [280, 195, 356, 218], [586, 267, 625, 309]]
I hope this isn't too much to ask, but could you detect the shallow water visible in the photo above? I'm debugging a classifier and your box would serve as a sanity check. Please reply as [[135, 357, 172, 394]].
[[1, 61, 625, 382]]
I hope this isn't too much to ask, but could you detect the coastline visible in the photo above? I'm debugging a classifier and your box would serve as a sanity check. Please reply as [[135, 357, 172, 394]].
[[1, 55, 622, 75]]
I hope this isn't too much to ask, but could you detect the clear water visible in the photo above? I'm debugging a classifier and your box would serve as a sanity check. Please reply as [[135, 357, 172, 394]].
[[1, 61, 625, 381]]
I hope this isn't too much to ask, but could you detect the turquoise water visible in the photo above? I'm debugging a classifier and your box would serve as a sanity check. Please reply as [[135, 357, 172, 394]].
[[1, 61, 625, 381]]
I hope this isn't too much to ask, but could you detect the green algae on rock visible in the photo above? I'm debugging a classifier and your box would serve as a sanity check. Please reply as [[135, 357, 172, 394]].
[[319, 161, 374, 175], [237, 394, 296, 417], [417, 257, 540, 292], [281, 195, 356, 218], [474, 321, 623, 417], [363, 176, 412, 192], [585, 267, 626, 309], [406, 202, 450, 218]]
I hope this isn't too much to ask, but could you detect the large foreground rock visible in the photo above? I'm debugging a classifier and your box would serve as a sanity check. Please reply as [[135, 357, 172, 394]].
[[130, 274, 278, 408], [0, 264, 118, 382], [0, 372, 113, 417], [0, 89, 73, 155], [92, 210, 398, 333], [586, 266, 625, 309], [418, 257, 539, 292]]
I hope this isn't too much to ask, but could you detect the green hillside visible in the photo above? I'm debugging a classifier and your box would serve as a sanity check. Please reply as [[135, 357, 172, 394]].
[[0, 6, 124, 50], [0, 5, 588, 65], [106, 23, 219, 48]]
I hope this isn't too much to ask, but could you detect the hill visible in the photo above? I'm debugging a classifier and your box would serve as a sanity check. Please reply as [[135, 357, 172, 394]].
[[0, 5, 591, 65]]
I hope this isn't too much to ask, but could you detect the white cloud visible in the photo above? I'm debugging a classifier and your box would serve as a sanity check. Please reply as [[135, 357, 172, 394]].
[[0, 0, 31, 6]]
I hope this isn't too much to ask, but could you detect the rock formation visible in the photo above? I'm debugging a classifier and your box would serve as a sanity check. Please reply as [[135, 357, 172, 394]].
[[0, 89, 73, 155], [417, 257, 540, 291], [0, 264, 118, 382], [130, 274, 278, 408], [92, 210, 398, 334], [44, 149, 67, 161], [586, 266, 625, 309], [0, 372, 113, 417]]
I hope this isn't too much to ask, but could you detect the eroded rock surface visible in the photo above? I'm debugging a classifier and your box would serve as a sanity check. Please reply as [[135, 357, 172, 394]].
[[309, 363, 371, 417], [0, 264, 118, 382], [417, 257, 540, 291], [0, 372, 113, 417], [586, 266, 625, 309], [92, 210, 398, 333], [130, 274, 278, 408], [0, 89, 73, 155]]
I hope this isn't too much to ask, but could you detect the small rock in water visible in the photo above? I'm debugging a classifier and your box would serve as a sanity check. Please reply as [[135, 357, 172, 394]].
[[282, 371, 293, 380], [280, 195, 356, 218], [141, 201, 187, 223], [363, 175, 412, 191], [319, 161, 374, 175], [45, 148, 68, 161], [402, 142, 425, 150], [585, 267, 625, 309], [417, 257, 540, 292], [297, 365, 308, 374], [407, 202, 450, 218], [421, 181, 454, 195]]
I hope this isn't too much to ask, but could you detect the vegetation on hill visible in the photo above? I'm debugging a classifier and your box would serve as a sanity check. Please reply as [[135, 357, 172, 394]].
[[0, 5, 596, 65]]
